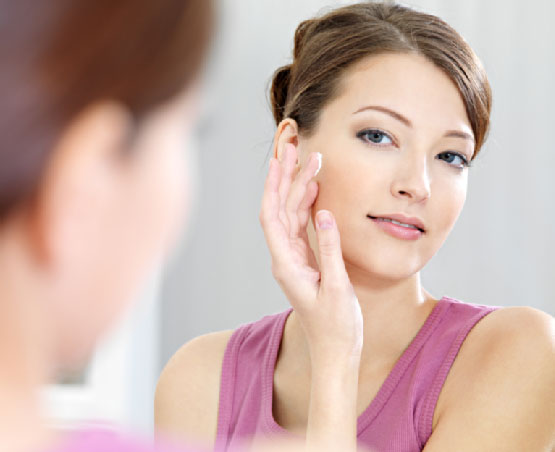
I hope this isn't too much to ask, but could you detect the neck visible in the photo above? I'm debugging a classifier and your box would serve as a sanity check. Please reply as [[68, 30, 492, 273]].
[[0, 224, 57, 452], [287, 264, 437, 371], [345, 266, 436, 365]]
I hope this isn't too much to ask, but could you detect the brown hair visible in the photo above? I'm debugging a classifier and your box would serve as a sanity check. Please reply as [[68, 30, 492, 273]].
[[270, 2, 491, 158], [0, 0, 213, 220]]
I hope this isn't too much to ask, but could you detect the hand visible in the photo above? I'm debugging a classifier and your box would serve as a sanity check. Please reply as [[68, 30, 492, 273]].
[[259, 143, 362, 363], [260, 143, 363, 451]]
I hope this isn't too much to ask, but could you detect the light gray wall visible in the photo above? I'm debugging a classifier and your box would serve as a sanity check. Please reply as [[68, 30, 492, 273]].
[[159, 0, 555, 369]]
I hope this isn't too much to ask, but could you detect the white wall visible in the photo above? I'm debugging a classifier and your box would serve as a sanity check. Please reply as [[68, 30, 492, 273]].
[[159, 0, 555, 370]]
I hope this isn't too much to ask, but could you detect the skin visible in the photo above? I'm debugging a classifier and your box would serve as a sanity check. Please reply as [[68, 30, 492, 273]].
[[0, 89, 196, 452], [156, 53, 555, 451]]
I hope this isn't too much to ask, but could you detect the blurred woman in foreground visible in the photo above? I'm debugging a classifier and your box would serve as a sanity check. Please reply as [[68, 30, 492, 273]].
[[0, 1, 212, 451]]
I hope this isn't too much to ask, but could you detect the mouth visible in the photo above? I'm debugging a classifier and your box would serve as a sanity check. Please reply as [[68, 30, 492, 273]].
[[367, 214, 426, 233]]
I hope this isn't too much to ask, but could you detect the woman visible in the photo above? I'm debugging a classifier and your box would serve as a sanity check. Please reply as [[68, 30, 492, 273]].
[[0, 1, 213, 451], [155, 3, 555, 452], [0, 2, 336, 452]]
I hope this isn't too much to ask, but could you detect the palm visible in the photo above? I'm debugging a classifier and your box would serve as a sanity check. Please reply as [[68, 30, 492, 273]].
[[288, 229, 319, 277]]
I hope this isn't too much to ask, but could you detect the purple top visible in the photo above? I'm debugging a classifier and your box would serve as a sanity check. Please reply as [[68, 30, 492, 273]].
[[215, 296, 499, 452], [43, 428, 201, 452]]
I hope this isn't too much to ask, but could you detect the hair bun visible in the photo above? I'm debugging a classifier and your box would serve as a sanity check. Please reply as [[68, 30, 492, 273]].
[[269, 19, 315, 125], [270, 64, 292, 125]]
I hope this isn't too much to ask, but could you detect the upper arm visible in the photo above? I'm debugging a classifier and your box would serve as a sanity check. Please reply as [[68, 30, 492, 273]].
[[154, 329, 234, 449], [424, 307, 555, 452]]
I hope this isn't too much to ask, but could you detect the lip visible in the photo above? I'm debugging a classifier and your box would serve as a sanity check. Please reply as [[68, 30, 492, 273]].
[[367, 213, 426, 233]]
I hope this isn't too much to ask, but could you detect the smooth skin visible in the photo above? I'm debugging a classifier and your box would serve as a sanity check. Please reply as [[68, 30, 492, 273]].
[[155, 53, 555, 451]]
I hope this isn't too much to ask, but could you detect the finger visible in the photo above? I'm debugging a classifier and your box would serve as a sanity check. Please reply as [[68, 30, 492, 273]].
[[297, 180, 319, 232], [261, 159, 319, 304], [285, 152, 320, 237], [260, 158, 290, 262], [260, 157, 281, 224], [299, 226, 319, 270], [314, 210, 348, 287], [277, 144, 298, 227]]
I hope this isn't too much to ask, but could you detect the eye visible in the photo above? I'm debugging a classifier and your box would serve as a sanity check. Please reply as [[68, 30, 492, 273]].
[[437, 151, 470, 169], [356, 129, 394, 146]]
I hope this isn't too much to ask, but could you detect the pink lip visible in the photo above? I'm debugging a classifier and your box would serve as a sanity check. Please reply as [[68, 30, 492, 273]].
[[367, 213, 426, 240], [368, 213, 425, 231]]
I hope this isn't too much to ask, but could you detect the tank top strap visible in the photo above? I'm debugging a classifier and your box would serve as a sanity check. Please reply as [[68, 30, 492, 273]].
[[415, 297, 499, 444], [215, 321, 249, 449], [215, 309, 292, 451]]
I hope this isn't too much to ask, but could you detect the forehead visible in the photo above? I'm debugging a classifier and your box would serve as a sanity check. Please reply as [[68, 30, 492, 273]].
[[329, 52, 471, 133]]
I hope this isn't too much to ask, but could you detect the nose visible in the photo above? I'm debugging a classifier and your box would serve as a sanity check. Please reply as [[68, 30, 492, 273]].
[[391, 154, 431, 203]]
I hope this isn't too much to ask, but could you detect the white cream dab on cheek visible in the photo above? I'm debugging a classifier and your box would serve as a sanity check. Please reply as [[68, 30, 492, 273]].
[[315, 152, 322, 176]]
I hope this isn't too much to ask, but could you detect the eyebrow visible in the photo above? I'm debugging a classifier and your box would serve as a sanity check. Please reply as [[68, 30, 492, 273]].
[[353, 105, 474, 142]]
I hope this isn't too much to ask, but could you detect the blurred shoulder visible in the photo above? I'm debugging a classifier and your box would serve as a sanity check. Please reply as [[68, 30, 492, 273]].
[[58, 427, 202, 452], [154, 330, 234, 448]]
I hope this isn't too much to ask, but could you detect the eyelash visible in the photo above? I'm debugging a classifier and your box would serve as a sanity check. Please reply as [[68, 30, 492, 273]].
[[355, 128, 472, 169]]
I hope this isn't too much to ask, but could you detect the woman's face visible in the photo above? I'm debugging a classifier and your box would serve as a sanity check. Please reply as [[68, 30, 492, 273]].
[[299, 53, 474, 283]]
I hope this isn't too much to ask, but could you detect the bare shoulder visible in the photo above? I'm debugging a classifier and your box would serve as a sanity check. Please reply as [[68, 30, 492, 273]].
[[458, 305, 554, 373], [476, 304, 554, 342], [428, 306, 555, 451], [154, 329, 234, 448]]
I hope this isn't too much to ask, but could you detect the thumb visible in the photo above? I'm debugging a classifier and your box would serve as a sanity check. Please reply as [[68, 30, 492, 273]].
[[315, 210, 348, 285]]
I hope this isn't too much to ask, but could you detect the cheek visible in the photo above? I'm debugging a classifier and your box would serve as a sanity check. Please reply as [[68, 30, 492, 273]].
[[430, 173, 467, 234], [311, 147, 388, 220], [56, 118, 194, 368], [136, 138, 190, 257], [103, 131, 191, 314]]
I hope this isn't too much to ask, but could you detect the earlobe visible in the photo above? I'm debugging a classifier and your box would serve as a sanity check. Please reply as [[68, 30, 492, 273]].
[[273, 118, 299, 161]]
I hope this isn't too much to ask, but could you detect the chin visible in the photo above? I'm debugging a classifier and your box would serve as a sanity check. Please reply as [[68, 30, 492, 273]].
[[343, 245, 428, 283]]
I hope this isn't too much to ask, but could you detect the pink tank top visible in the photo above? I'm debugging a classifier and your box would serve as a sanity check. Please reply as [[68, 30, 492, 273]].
[[215, 296, 498, 452]]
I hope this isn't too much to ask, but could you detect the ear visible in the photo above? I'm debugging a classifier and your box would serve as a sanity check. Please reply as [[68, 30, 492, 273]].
[[29, 101, 134, 267], [273, 118, 299, 162]]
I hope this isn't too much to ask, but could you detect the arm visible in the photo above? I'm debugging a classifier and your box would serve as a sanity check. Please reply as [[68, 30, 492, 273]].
[[306, 354, 361, 452], [424, 307, 555, 452], [154, 330, 233, 449]]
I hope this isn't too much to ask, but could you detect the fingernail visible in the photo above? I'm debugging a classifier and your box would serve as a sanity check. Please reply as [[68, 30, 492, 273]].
[[315, 152, 322, 176], [316, 210, 333, 230]]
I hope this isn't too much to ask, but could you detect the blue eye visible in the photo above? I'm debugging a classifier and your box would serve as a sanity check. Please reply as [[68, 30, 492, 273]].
[[356, 129, 393, 145], [437, 151, 470, 169]]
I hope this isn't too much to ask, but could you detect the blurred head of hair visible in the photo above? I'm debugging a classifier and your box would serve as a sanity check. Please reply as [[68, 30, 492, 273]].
[[0, 0, 213, 220]]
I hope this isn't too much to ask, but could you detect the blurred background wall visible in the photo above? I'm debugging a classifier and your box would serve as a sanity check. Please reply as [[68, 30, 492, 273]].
[[160, 0, 555, 373]]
